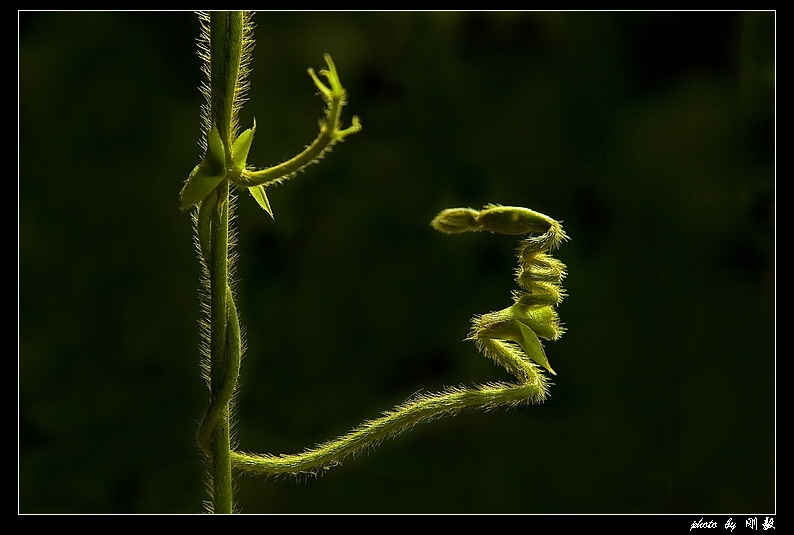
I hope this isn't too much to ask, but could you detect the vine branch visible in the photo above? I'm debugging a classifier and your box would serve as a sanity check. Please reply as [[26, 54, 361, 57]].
[[227, 204, 568, 478], [181, 11, 569, 512]]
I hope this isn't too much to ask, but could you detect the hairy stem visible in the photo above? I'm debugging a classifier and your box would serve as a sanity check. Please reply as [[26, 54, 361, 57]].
[[198, 188, 243, 514], [209, 11, 246, 154], [231, 376, 549, 476], [196, 11, 250, 513], [185, 10, 569, 511], [235, 54, 361, 190], [229, 205, 568, 479], [208, 185, 234, 514]]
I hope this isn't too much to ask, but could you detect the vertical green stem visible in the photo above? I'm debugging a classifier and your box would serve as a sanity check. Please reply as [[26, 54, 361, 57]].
[[209, 183, 233, 514], [210, 11, 245, 155], [211, 415, 233, 513], [193, 11, 247, 514]]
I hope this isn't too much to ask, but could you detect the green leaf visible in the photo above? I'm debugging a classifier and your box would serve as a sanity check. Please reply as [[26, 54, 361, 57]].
[[231, 120, 256, 170], [249, 184, 274, 218], [472, 314, 556, 375], [204, 123, 227, 174], [179, 125, 227, 210], [510, 319, 556, 375], [509, 303, 563, 341], [179, 164, 225, 212]]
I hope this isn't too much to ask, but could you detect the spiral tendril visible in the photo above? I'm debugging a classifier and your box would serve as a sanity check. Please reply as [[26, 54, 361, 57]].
[[432, 204, 568, 375], [228, 205, 568, 477]]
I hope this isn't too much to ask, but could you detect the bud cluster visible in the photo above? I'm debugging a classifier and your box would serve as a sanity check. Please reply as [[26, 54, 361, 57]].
[[433, 205, 568, 376]]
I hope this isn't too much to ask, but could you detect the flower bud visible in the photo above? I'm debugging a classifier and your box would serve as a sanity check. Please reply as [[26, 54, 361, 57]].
[[430, 208, 480, 233], [475, 205, 553, 235]]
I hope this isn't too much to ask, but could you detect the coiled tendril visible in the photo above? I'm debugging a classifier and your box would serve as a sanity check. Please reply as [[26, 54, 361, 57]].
[[432, 204, 569, 376], [183, 11, 570, 494], [228, 204, 569, 478]]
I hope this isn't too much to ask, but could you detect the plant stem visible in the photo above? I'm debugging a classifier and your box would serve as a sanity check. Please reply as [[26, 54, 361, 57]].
[[230, 379, 548, 476], [209, 11, 245, 159], [198, 11, 248, 512], [195, 181, 241, 513], [185, 11, 569, 510], [212, 412, 233, 513], [209, 183, 233, 513]]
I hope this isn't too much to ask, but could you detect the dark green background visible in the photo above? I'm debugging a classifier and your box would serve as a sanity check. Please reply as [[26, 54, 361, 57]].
[[19, 11, 775, 514]]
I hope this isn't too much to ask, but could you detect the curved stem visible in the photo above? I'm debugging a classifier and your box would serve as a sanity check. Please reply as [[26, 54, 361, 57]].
[[236, 119, 357, 187], [186, 10, 570, 508], [235, 54, 361, 189], [231, 376, 549, 476], [229, 205, 567, 479]]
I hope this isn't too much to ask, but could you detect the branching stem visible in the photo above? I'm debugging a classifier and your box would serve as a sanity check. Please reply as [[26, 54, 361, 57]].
[[183, 11, 567, 513]]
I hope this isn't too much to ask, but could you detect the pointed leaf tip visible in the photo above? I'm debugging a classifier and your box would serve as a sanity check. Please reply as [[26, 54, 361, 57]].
[[249, 184, 274, 219]]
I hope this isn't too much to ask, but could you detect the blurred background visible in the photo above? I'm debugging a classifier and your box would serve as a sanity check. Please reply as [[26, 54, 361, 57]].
[[19, 11, 774, 514]]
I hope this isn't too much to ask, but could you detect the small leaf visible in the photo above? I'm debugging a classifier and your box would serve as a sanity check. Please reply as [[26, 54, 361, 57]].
[[204, 123, 226, 174], [471, 314, 556, 375], [249, 184, 274, 219], [510, 320, 556, 375], [232, 120, 256, 170], [509, 303, 563, 341], [179, 164, 225, 211], [179, 125, 227, 210]]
